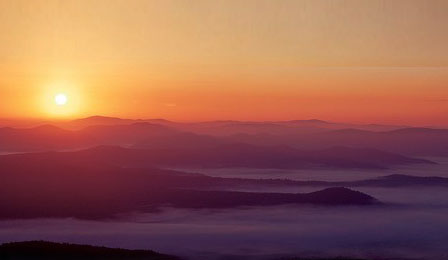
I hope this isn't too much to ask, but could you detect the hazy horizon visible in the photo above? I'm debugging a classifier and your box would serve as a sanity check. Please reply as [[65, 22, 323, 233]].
[[2, 114, 448, 128]]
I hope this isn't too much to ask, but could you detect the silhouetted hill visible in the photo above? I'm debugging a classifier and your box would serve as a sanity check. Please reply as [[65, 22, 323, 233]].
[[0, 241, 375, 260], [148, 187, 377, 208], [0, 241, 180, 260]]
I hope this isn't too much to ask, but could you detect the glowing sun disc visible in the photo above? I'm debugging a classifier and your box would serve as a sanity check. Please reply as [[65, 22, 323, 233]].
[[54, 93, 68, 105]]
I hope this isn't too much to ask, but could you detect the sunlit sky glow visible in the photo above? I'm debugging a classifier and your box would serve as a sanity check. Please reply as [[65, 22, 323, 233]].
[[1, 0, 448, 125]]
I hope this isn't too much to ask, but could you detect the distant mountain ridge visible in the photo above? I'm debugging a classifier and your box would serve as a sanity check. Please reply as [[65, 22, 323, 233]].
[[1, 116, 447, 156], [20, 115, 405, 132]]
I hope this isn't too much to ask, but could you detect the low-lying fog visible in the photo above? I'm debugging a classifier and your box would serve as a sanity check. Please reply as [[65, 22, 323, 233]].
[[1, 203, 447, 260], [1, 158, 448, 260], [176, 157, 448, 182]]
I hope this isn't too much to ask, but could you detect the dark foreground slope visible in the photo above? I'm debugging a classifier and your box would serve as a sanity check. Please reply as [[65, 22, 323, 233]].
[[0, 241, 180, 260], [0, 241, 372, 260], [276, 258, 367, 260]]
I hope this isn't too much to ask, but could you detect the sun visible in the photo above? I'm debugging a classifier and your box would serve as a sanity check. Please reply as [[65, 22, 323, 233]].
[[54, 93, 68, 105], [41, 80, 83, 117]]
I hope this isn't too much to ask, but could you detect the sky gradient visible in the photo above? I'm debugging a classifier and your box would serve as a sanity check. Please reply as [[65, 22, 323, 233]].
[[1, 0, 447, 126]]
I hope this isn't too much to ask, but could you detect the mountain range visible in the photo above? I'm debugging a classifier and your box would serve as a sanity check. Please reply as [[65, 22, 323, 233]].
[[1, 116, 447, 157]]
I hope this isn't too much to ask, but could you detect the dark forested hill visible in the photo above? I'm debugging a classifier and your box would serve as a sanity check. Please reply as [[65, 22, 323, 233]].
[[0, 241, 180, 260]]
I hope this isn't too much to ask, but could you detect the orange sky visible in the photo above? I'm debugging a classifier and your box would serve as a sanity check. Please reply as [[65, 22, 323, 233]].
[[1, 0, 448, 126]]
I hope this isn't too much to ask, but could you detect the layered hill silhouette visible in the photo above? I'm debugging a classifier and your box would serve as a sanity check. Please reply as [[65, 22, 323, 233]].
[[0, 155, 378, 219], [0, 115, 445, 221], [59, 116, 405, 132], [1, 116, 447, 157]]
